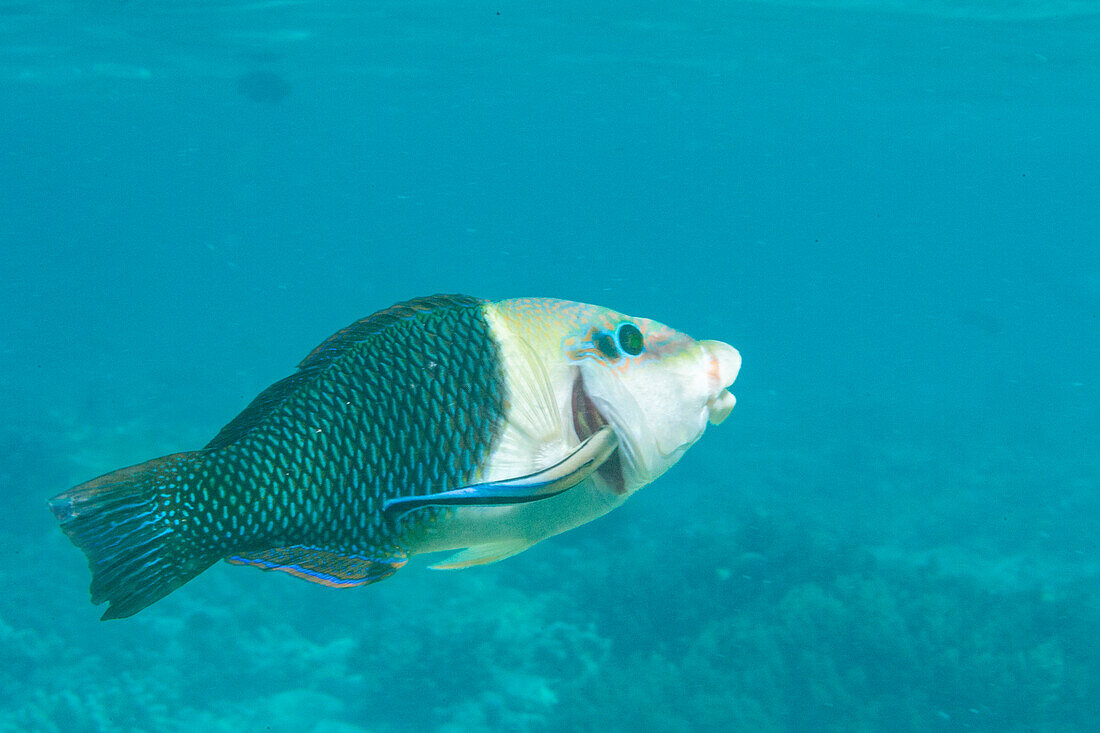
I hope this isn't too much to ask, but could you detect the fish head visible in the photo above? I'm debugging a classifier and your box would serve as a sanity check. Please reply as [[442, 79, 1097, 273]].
[[561, 305, 741, 495]]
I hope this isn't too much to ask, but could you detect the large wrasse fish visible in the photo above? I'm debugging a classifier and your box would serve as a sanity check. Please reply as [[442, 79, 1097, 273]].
[[50, 295, 741, 619]]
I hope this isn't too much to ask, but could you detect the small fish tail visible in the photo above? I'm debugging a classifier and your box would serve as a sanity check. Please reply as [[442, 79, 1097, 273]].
[[49, 452, 215, 620]]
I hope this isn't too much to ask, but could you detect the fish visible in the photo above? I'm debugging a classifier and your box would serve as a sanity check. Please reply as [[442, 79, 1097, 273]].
[[49, 295, 741, 619]]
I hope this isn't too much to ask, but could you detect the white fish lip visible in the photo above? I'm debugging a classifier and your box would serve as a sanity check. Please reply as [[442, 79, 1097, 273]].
[[699, 340, 740, 425], [707, 390, 736, 425]]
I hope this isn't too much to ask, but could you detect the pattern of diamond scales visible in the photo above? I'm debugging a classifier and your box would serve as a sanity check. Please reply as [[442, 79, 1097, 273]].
[[174, 295, 507, 561]]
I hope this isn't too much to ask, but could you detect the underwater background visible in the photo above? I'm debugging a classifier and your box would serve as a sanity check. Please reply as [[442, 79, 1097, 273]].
[[2, 0, 1098, 730]]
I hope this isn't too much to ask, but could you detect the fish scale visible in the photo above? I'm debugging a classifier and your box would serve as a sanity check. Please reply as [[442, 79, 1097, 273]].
[[51, 295, 508, 619], [214, 295, 507, 552]]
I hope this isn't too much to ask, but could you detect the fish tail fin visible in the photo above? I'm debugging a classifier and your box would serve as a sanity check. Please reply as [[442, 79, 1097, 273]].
[[49, 452, 216, 620]]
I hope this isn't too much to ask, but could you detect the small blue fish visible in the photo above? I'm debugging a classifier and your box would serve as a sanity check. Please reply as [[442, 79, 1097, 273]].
[[50, 295, 740, 619]]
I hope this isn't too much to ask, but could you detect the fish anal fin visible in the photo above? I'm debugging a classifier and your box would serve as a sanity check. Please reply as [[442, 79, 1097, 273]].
[[226, 546, 407, 588], [429, 540, 531, 570]]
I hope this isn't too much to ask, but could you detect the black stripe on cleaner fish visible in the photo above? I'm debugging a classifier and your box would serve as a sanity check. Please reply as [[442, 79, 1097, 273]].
[[50, 294, 741, 619]]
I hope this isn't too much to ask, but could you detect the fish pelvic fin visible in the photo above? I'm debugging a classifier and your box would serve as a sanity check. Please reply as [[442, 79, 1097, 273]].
[[429, 540, 531, 570], [49, 453, 215, 620]]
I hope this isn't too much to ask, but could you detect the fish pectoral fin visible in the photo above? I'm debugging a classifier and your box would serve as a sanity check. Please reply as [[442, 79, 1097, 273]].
[[500, 332, 563, 444], [429, 540, 532, 570], [226, 545, 407, 588], [383, 425, 618, 520]]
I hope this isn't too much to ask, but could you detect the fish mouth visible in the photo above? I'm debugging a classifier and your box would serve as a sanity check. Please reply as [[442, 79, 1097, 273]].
[[571, 374, 626, 495], [699, 340, 740, 425]]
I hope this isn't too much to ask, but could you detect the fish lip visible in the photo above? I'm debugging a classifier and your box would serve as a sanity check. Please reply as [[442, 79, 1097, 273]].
[[571, 373, 626, 494]]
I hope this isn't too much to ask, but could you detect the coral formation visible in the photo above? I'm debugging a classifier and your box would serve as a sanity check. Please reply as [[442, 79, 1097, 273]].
[[2, 416, 1097, 731]]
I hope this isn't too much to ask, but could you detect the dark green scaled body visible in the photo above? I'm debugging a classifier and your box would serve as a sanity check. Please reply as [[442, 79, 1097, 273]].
[[50, 295, 508, 619]]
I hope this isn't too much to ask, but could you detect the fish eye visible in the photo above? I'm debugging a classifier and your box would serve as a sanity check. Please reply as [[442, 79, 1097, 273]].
[[594, 332, 619, 360], [616, 323, 645, 356]]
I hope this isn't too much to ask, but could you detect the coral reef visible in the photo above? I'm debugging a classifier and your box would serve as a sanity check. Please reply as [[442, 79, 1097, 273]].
[[1, 417, 1097, 731]]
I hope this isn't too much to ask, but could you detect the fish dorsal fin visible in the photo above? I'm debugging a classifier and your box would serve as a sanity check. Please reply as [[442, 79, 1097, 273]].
[[383, 425, 618, 519], [297, 294, 482, 370], [205, 371, 314, 449], [205, 294, 483, 450], [226, 546, 407, 588]]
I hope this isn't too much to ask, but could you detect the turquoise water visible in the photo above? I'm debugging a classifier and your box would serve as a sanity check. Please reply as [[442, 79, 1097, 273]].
[[2, 1, 1098, 730]]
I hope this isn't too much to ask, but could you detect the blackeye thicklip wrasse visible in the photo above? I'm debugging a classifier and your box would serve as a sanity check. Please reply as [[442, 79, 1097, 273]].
[[50, 294, 741, 620]]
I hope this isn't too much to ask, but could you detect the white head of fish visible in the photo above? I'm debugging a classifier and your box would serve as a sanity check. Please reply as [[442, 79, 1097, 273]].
[[491, 298, 740, 496]]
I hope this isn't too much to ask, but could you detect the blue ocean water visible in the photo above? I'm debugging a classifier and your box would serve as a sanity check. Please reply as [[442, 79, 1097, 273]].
[[2, 0, 1098, 730]]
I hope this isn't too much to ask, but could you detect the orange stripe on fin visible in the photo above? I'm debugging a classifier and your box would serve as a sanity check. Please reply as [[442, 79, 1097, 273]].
[[227, 546, 407, 587]]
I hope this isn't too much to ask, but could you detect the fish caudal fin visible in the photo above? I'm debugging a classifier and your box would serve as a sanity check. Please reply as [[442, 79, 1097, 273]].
[[49, 453, 215, 620]]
